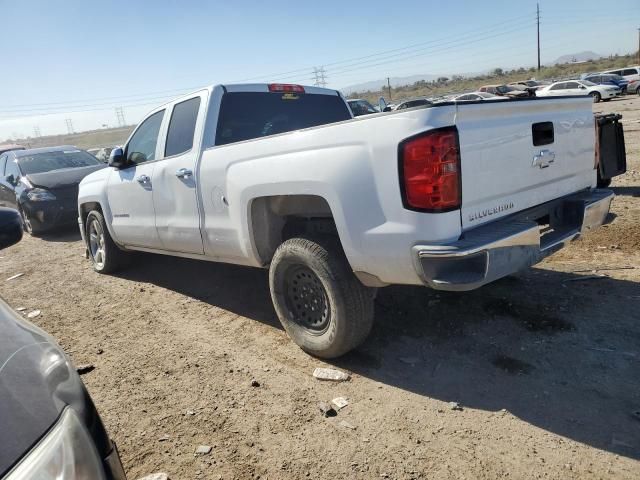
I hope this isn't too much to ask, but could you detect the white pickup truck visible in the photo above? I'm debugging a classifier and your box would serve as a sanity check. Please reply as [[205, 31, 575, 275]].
[[78, 83, 616, 358]]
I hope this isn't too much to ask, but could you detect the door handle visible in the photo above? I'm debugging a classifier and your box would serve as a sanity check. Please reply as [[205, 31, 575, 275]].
[[136, 174, 151, 184], [175, 168, 193, 179]]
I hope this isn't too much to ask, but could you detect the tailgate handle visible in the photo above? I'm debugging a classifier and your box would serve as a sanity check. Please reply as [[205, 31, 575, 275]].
[[533, 150, 555, 169], [532, 121, 554, 146]]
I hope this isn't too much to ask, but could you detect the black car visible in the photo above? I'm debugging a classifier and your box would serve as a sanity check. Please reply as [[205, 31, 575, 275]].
[[0, 208, 126, 479], [0, 146, 105, 234]]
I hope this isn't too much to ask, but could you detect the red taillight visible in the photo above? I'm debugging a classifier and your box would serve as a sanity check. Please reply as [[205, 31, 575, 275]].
[[400, 127, 461, 212], [268, 83, 305, 93]]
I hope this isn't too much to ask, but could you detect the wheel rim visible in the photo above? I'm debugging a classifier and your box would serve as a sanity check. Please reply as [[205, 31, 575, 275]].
[[88, 219, 106, 269], [284, 265, 330, 333], [20, 209, 32, 234]]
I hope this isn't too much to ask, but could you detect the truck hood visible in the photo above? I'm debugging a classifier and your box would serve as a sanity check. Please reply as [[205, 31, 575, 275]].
[[0, 298, 105, 477], [25, 164, 106, 190]]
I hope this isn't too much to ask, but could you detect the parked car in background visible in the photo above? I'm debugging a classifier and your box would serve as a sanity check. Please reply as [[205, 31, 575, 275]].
[[602, 66, 640, 83], [509, 80, 550, 91], [347, 98, 377, 117], [626, 78, 640, 95], [536, 80, 619, 102], [583, 74, 629, 93], [0, 146, 105, 234], [450, 92, 508, 102], [79, 82, 617, 358], [393, 97, 432, 110], [0, 207, 126, 480], [478, 84, 530, 98], [88, 147, 115, 162], [0, 144, 25, 156]]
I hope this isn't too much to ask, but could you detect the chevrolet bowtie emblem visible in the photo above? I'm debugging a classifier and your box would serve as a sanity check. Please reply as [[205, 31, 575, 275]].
[[532, 150, 556, 169]]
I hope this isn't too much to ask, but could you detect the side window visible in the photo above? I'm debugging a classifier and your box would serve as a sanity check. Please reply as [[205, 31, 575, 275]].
[[623, 69, 637, 76], [550, 83, 564, 90], [126, 109, 165, 165], [5, 158, 21, 182], [0, 154, 7, 175], [165, 97, 201, 157]]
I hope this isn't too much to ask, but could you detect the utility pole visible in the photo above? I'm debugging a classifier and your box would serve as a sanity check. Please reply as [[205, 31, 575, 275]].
[[115, 107, 126, 127], [312, 67, 328, 87], [537, 3, 541, 71], [65, 119, 74, 135], [387, 77, 392, 101], [637, 27, 639, 65]]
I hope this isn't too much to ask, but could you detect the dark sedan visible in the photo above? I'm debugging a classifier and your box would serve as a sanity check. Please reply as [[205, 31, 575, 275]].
[[0, 146, 105, 235], [0, 208, 126, 479]]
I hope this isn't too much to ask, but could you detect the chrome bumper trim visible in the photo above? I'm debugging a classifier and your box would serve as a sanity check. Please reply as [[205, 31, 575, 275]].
[[413, 189, 614, 291]]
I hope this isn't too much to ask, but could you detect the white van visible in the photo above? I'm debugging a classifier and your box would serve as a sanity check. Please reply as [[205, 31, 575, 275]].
[[602, 66, 640, 83]]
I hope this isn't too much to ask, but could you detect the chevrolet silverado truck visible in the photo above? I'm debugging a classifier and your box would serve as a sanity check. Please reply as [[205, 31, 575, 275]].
[[77, 83, 622, 358]]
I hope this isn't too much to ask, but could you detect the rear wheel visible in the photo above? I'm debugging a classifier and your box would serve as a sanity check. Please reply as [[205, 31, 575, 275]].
[[590, 91, 601, 103], [269, 236, 375, 359], [85, 210, 129, 273]]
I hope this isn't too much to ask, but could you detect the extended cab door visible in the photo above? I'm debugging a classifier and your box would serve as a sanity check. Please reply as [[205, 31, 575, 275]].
[[106, 109, 165, 249], [151, 91, 207, 254]]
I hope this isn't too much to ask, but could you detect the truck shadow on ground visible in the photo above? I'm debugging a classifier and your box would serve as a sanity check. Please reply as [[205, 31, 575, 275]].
[[116, 253, 640, 460], [37, 226, 82, 243], [611, 186, 640, 197]]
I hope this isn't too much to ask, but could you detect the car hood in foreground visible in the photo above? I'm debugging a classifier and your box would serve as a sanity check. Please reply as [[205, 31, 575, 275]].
[[0, 298, 109, 477], [24, 164, 106, 190]]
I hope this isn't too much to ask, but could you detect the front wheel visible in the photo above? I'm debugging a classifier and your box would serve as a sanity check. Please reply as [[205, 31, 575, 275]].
[[269, 236, 375, 359], [590, 91, 601, 103], [85, 210, 129, 273], [18, 206, 41, 236]]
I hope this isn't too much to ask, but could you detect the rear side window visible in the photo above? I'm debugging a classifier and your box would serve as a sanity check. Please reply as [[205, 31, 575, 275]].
[[215, 92, 351, 146], [550, 83, 565, 90], [165, 97, 201, 157], [623, 68, 638, 76]]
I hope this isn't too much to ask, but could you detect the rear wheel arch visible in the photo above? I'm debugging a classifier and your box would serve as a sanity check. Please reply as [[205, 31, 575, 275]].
[[248, 195, 345, 265]]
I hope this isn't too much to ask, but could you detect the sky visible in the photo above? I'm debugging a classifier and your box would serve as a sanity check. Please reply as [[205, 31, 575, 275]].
[[1, 0, 638, 140]]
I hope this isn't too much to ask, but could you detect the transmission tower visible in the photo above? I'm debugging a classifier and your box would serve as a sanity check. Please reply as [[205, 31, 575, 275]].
[[33, 126, 41, 138], [115, 107, 126, 127], [65, 119, 75, 134], [312, 66, 328, 87]]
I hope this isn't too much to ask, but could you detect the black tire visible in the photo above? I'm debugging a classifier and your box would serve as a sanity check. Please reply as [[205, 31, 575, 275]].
[[269, 236, 375, 359], [636, 87, 640, 96], [590, 91, 601, 103], [597, 170, 612, 188], [85, 210, 129, 274], [18, 206, 42, 236]]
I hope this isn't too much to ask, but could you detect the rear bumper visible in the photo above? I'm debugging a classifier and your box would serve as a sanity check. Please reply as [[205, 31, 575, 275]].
[[413, 189, 613, 291]]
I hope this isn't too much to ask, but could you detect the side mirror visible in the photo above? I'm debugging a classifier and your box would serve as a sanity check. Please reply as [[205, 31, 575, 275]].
[[4, 174, 15, 185], [579, 85, 586, 90], [0, 208, 23, 250], [108, 147, 127, 168], [378, 96, 388, 112], [383, 106, 392, 112]]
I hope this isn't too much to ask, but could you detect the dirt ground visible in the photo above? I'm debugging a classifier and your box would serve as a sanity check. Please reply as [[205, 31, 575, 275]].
[[2, 96, 639, 480]]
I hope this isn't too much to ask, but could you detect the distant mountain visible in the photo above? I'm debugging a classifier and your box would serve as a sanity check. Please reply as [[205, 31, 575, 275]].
[[340, 74, 439, 94], [552, 51, 603, 65]]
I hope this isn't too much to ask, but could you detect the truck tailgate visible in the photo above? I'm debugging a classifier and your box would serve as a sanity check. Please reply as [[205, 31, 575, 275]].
[[456, 97, 596, 230]]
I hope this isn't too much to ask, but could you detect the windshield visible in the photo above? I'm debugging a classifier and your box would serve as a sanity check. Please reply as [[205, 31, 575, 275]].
[[215, 92, 352, 146], [349, 100, 377, 116], [581, 80, 597, 86], [18, 150, 102, 175], [496, 85, 515, 93]]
